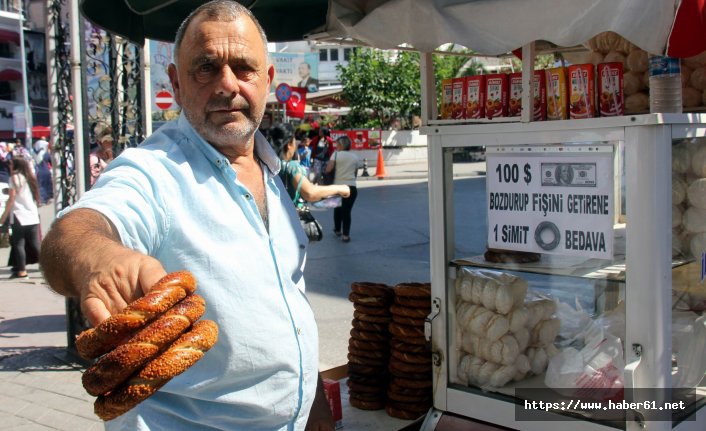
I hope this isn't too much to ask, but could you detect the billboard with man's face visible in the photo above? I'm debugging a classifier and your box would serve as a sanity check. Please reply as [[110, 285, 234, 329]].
[[270, 52, 319, 93]]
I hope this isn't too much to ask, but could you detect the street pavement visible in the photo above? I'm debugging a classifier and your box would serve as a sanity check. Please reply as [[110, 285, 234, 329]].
[[0, 157, 484, 430]]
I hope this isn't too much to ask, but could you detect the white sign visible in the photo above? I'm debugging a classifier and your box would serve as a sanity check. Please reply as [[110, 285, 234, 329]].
[[486, 146, 614, 259]]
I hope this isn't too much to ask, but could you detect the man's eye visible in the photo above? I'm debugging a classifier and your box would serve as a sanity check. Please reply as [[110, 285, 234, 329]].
[[198, 64, 215, 74]]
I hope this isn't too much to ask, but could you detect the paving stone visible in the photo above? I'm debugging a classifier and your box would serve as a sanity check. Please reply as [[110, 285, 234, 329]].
[[0, 393, 33, 415]]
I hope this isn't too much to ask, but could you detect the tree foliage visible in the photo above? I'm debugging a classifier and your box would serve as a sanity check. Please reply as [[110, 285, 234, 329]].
[[337, 49, 421, 129]]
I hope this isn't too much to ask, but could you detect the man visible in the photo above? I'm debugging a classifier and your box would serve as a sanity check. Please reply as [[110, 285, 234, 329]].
[[297, 62, 319, 92], [555, 163, 573, 185], [39, 1, 333, 430]]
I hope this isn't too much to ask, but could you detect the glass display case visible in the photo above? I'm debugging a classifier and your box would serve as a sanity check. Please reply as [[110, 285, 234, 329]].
[[420, 113, 706, 431]]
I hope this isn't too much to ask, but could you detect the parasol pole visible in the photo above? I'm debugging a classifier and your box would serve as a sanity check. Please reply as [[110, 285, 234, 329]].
[[70, 0, 86, 197]]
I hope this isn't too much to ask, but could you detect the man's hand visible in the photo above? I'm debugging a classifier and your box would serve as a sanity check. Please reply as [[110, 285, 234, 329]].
[[40, 208, 167, 326], [79, 248, 166, 325], [305, 375, 335, 431]]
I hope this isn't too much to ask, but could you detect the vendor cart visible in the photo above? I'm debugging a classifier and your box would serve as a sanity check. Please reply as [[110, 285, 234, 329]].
[[76, 1, 706, 430]]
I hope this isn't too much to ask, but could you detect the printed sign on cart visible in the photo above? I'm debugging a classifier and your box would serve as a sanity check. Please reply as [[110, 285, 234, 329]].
[[486, 146, 614, 259]]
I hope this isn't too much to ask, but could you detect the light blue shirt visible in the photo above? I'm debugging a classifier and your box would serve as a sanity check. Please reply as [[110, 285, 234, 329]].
[[64, 114, 319, 430]]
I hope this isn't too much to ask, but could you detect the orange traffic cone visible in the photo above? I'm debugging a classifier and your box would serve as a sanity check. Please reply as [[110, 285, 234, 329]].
[[375, 146, 386, 179]]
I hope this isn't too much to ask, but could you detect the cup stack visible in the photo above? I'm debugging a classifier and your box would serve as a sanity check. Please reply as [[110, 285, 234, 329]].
[[346, 282, 394, 410], [386, 282, 433, 420]]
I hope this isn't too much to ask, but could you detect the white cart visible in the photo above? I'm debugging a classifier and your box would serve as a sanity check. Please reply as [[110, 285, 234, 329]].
[[416, 46, 706, 430]]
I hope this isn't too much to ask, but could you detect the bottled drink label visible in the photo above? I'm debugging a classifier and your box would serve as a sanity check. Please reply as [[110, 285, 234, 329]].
[[648, 55, 681, 78]]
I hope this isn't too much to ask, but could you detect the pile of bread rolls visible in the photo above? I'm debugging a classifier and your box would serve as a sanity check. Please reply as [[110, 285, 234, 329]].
[[454, 268, 560, 389], [581, 31, 706, 113], [673, 138, 706, 261]]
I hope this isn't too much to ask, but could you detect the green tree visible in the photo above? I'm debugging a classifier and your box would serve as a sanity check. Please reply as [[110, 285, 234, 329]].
[[337, 48, 421, 129]]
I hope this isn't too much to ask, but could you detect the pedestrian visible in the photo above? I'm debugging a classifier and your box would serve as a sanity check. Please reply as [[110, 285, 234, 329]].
[[324, 135, 359, 242], [33, 137, 53, 204], [39, 1, 334, 430], [0, 157, 40, 279], [0, 142, 11, 184], [297, 130, 312, 173], [95, 129, 115, 164], [272, 123, 349, 206], [311, 127, 334, 183]]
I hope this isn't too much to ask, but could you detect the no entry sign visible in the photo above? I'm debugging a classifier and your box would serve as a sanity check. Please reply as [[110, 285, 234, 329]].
[[155, 90, 173, 110]]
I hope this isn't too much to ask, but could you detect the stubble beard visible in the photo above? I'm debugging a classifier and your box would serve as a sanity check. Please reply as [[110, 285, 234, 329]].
[[183, 95, 265, 151]]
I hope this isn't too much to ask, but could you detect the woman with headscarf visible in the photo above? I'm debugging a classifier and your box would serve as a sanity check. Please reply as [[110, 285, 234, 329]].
[[33, 137, 53, 204], [0, 157, 40, 279]]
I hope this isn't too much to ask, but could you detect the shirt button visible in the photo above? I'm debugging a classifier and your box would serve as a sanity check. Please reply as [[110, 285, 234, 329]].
[[244, 193, 251, 199], [297, 327, 302, 335]]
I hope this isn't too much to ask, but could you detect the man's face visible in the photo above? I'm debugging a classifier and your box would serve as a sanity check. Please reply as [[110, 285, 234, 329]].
[[298, 63, 309, 79], [168, 14, 274, 151]]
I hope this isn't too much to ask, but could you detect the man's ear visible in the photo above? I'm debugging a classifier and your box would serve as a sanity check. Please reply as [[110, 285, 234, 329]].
[[267, 64, 275, 88], [167, 63, 181, 105]]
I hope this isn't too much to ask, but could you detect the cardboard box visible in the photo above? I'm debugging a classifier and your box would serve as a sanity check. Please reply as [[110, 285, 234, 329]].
[[485, 73, 508, 119], [451, 77, 467, 119], [440, 78, 453, 119], [568, 64, 596, 119], [532, 69, 547, 121], [508, 72, 523, 117], [597, 62, 624, 117], [546, 67, 569, 120], [323, 379, 343, 429], [465, 75, 486, 119]]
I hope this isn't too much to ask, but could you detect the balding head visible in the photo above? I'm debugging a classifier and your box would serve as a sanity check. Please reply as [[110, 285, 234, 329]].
[[173, 0, 269, 65]]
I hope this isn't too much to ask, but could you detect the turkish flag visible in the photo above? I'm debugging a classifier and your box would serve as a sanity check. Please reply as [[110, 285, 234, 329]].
[[286, 87, 307, 119]]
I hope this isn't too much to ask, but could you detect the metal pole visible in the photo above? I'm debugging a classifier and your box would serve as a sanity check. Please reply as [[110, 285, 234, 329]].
[[142, 40, 152, 136], [69, 0, 86, 197], [45, 0, 60, 214], [18, 5, 31, 148]]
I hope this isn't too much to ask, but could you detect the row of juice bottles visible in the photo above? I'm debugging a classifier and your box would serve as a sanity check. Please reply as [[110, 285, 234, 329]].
[[440, 62, 624, 121]]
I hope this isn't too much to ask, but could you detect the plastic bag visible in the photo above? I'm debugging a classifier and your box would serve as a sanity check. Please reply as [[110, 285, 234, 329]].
[[311, 196, 342, 209], [545, 324, 624, 401], [554, 299, 593, 347], [673, 314, 706, 388]]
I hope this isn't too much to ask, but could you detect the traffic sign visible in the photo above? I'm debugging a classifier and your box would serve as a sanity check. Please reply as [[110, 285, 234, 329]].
[[155, 90, 173, 110], [275, 83, 292, 103]]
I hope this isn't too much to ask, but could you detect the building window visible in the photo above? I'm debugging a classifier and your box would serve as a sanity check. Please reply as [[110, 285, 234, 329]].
[[330, 48, 339, 61], [0, 82, 12, 101], [343, 48, 352, 61], [319, 49, 328, 61]]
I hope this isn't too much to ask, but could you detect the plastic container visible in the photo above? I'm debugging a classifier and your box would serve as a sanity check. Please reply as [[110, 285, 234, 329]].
[[648, 54, 682, 113]]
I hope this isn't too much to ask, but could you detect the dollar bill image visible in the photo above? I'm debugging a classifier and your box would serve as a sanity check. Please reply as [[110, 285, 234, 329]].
[[541, 163, 597, 187]]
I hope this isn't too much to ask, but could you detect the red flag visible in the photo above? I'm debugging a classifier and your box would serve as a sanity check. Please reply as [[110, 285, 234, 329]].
[[286, 87, 307, 119]]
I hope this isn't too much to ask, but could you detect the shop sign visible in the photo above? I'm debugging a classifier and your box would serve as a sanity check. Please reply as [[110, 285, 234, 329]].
[[486, 145, 614, 259], [330, 130, 382, 150]]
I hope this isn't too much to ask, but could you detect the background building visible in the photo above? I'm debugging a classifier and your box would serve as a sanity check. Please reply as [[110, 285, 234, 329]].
[[0, 0, 48, 140]]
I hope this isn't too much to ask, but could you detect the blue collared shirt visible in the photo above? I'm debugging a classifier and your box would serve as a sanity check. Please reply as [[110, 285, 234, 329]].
[[64, 114, 319, 430]]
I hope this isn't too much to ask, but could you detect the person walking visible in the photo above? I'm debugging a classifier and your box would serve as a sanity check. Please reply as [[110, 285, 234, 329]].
[[272, 123, 349, 205], [39, 1, 334, 429], [0, 157, 40, 279], [33, 137, 53, 204], [324, 135, 358, 242]]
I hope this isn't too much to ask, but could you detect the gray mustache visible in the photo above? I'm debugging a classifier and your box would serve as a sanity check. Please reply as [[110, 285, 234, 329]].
[[207, 96, 250, 111]]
